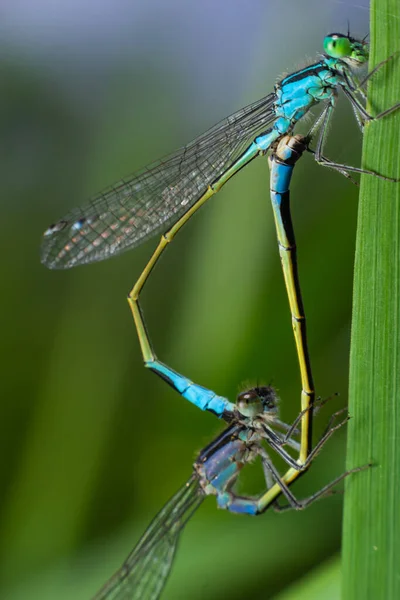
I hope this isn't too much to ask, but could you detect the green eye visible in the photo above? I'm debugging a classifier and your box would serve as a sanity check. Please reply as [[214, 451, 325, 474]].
[[324, 34, 352, 58]]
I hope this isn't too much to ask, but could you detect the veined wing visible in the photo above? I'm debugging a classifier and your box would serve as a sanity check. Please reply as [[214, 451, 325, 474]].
[[41, 92, 276, 269], [92, 475, 203, 600]]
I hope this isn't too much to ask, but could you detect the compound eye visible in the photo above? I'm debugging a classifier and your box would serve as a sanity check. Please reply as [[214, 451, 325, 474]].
[[324, 34, 352, 58], [237, 389, 263, 418]]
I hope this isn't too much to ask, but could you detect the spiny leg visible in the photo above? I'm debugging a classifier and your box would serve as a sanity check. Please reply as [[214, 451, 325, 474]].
[[341, 85, 400, 129], [263, 404, 349, 473], [281, 406, 349, 472], [258, 446, 371, 513], [306, 111, 358, 182], [275, 393, 338, 446], [313, 102, 400, 181], [299, 408, 350, 468], [219, 445, 370, 515], [342, 52, 400, 109], [270, 464, 371, 513], [356, 50, 400, 92]]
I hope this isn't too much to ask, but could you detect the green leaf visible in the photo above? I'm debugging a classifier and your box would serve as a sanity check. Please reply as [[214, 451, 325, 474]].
[[342, 2, 400, 598]]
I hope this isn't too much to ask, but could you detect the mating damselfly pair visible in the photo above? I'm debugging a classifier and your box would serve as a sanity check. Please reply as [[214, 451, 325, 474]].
[[41, 31, 399, 599]]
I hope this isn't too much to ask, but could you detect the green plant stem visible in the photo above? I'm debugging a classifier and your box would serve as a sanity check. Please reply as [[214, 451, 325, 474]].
[[342, 2, 400, 598]]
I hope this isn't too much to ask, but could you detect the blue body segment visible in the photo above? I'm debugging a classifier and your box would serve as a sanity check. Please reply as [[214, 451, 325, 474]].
[[147, 360, 235, 417], [270, 161, 294, 195], [217, 493, 259, 515]]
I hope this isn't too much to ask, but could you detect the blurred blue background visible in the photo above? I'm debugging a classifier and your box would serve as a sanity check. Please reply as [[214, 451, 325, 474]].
[[0, 0, 376, 598]]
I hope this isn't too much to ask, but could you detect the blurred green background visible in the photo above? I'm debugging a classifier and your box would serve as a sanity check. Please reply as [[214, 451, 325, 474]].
[[0, 0, 379, 598]]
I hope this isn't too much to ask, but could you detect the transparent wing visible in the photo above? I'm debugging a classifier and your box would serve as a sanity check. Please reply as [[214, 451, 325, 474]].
[[93, 475, 203, 600], [41, 92, 277, 269]]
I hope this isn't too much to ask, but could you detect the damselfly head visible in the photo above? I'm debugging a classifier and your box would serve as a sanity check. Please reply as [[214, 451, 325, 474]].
[[323, 33, 369, 65], [236, 386, 279, 419]]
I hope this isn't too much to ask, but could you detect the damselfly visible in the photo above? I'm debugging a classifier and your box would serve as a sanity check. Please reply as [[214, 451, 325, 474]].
[[42, 33, 399, 271], [92, 385, 365, 600]]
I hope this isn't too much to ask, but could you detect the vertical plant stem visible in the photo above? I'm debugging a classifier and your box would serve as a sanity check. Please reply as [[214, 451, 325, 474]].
[[342, 1, 400, 598]]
